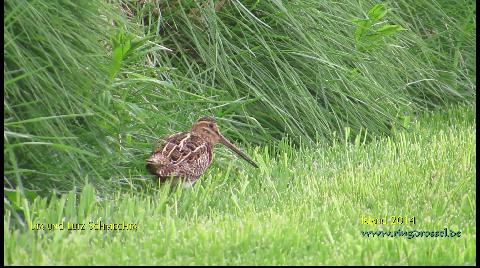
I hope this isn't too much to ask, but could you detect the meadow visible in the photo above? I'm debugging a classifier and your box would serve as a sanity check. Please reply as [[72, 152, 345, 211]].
[[3, 0, 476, 265], [4, 105, 476, 265]]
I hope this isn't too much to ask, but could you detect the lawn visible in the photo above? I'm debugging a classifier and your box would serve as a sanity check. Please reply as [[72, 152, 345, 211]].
[[4, 0, 476, 265], [4, 105, 475, 265]]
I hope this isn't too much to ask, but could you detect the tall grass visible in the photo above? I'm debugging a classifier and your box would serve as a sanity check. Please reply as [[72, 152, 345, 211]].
[[394, 0, 476, 99], [5, 0, 110, 193], [129, 0, 475, 144], [4, 0, 476, 194]]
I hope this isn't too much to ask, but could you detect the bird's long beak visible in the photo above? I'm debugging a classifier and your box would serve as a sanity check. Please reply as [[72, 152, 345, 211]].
[[219, 135, 259, 168]]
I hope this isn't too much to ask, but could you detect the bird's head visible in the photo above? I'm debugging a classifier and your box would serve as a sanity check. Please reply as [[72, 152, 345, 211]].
[[192, 116, 258, 168], [192, 116, 221, 143]]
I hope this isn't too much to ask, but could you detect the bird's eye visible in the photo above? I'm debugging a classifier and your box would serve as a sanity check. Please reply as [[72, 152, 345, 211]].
[[208, 123, 214, 128]]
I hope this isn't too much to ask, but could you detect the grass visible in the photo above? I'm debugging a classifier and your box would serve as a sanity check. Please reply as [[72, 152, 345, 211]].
[[3, 0, 476, 265], [4, 0, 117, 193], [4, 105, 476, 265], [138, 0, 475, 143], [4, 0, 476, 194]]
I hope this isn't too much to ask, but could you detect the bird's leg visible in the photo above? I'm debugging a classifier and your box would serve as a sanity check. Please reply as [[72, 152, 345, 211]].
[[182, 180, 198, 188]]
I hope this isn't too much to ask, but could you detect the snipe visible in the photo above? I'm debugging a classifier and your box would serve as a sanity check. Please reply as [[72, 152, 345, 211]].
[[146, 116, 258, 187]]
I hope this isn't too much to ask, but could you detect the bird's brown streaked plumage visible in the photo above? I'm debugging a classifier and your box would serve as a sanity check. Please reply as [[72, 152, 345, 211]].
[[146, 116, 258, 186]]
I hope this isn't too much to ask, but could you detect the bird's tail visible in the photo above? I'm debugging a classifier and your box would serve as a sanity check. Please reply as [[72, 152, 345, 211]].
[[146, 153, 169, 175]]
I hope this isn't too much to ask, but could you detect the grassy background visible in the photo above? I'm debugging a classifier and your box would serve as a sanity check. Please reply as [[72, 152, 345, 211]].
[[3, 0, 476, 194], [4, 105, 476, 265], [3, 0, 476, 265]]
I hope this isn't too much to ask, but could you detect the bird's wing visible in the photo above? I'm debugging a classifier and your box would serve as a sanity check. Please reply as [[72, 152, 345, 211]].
[[147, 132, 212, 179], [153, 132, 183, 151], [175, 141, 212, 179], [147, 132, 187, 175]]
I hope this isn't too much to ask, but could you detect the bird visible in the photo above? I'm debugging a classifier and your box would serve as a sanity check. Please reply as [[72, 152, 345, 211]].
[[146, 116, 258, 187]]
